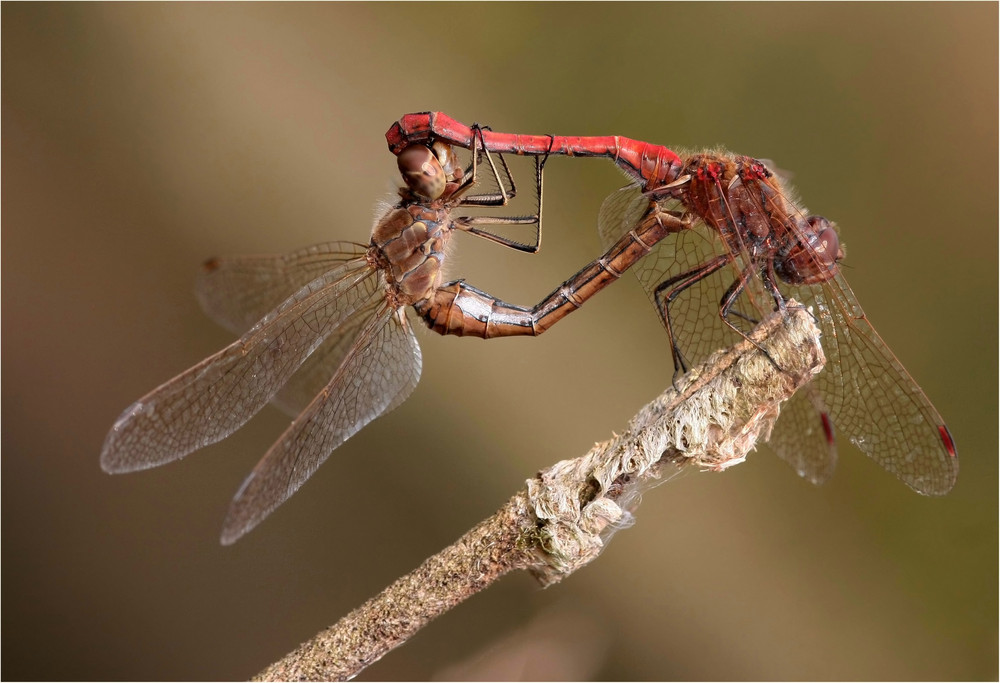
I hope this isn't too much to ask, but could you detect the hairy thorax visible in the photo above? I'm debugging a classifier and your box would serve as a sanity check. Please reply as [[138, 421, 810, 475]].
[[683, 155, 788, 254]]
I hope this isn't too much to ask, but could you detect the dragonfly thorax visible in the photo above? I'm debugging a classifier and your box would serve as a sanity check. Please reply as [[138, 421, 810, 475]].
[[369, 204, 452, 307], [683, 154, 785, 248], [680, 154, 843, 285]]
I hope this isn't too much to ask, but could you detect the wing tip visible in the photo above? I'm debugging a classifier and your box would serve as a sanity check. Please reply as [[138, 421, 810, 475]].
[[910, 478, 957, 497], [219, 504, 262, 546], [913, 424, 959, 496], [219, 527, 242, 546], [905, 460, 959, 498], [219, 471, 267, 546], [100, 426, 134, 474], [938, 424, 958, 459], [99, 450, 121, 474]]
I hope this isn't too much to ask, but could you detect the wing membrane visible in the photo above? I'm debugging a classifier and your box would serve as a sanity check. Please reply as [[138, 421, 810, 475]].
[[101, 255, 378, 473], [195, 241, 375, 418], [597, 183, 956, 494], [221, 305, 422, 544], [780, 272, 957, 494], [271, 306, 374, 416], [599, 185, 769, 364], [196, 241, 369, 334], [767, 383, 837, 485]]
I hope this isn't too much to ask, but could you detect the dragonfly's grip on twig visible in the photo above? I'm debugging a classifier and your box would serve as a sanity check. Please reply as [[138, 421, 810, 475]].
[[254, 303, 824, 682]]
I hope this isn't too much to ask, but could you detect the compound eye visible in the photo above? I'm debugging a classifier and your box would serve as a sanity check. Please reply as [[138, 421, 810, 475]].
[[806, 216, 843, 267], [776, 215, 843, 285], [397, 145, 446, 200]]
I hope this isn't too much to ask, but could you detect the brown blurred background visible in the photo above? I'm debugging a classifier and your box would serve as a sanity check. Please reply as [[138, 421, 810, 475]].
[[3, 3, 996, 680]]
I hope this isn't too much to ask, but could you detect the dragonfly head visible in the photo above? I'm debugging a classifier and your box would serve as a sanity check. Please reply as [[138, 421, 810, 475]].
[[775, 215, 844, 285], [397, 141, 463, 201]]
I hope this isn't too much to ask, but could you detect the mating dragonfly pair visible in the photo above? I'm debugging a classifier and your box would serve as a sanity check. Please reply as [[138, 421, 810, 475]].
[[101, 112, 957, 544]]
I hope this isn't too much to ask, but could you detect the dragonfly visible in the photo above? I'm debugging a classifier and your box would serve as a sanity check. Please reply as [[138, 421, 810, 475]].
[[386, 111, 958, 496], [101, 130, 584, 544]]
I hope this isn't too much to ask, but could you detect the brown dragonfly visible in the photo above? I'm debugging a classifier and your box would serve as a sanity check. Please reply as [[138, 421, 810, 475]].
[[103, 128, 643, 544], [387, 112, 958, 497]]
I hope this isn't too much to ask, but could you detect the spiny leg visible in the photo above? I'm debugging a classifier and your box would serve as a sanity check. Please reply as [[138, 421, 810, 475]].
[[652, 254, 731, 378], [455, 131, 555, 253], [716, 266, 781, 370], [453, 124, 516, 206]]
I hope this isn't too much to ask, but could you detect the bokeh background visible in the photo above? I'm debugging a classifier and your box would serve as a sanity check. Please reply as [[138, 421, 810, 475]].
[[4, 3, 996, 680]]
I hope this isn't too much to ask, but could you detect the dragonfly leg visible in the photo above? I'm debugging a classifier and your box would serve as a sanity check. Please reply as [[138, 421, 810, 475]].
[[452, 132, 554, 253], [453, 216, 541, 254], [652, 254, 731, 378], [762, 260, 792, 312], [717, 267, 782, 370], [450, 124, 516, 206], [417, 205, 687, 338], [452, 124, 548, 254]]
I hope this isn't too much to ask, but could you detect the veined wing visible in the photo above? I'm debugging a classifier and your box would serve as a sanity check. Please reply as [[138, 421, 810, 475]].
[[598, 185, 838, 485], [729, 166, 957, 495], [196, 241, 369, 334], [779, 269, 957, 495], [598, 184, 957, 494], [220, 304, 422, 544], [598, 185, 772, 365], [272, 308, 373, 416], [195, 241, 373, 417], [767, 382, 838, 485], [101, 256, 380, 473]]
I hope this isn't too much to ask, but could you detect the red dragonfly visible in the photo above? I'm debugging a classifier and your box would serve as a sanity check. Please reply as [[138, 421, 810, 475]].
[[104, 125, 701, 543], [386, 112, 958, 496]]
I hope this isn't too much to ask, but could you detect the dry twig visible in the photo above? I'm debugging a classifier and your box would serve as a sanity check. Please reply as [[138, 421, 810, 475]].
[[255, 303, 824, 681]]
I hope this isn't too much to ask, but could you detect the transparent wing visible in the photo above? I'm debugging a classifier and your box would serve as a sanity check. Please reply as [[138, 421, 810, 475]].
[[196, 241, 369, 334], [195, 241, 373, 417], [101, 255, 379, 473], [599, 185, 770, 366], [600, 185, 836, 481], [781, 270, 957, 495], [598, 183, 957, 495], [220, 305, 422, 544], [271, 308, 373, 417], [767, 383, 838, 485]]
